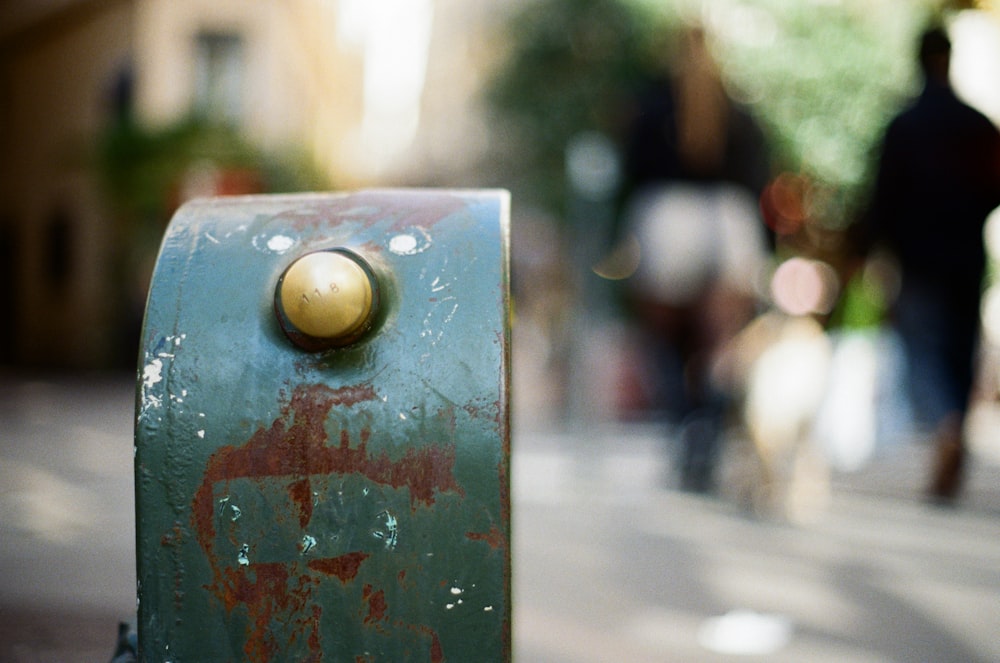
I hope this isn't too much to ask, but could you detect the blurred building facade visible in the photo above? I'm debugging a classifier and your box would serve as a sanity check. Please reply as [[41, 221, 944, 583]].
[[0, 0, 512, 369], [0, 1, 133, 369]]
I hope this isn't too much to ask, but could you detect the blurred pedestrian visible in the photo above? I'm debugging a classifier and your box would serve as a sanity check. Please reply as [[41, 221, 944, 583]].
[[619, 25, 770, 492], [865, 25, 1000, 503]]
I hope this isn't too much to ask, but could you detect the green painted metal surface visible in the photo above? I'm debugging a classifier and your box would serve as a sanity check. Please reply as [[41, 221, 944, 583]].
[[135, 190, 511, 662]]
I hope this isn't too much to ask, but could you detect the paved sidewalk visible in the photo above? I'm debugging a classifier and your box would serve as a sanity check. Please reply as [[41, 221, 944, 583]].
[[0, 373, 136, 663], [513, 425, 1000, 663], [3, 374, 1000, 661]]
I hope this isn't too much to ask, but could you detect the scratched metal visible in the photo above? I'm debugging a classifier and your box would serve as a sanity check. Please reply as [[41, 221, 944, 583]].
[[135, 190, 511, 662]]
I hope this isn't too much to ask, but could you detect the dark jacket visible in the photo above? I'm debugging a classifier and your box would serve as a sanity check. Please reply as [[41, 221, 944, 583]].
[[867, 81, 1000, 290]]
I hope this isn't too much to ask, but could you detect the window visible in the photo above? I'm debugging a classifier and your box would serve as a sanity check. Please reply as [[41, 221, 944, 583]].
[[193, 31, 245, 124]]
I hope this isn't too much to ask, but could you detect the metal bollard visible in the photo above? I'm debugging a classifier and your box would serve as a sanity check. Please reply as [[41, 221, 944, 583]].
[[135, 190, 511, 661]]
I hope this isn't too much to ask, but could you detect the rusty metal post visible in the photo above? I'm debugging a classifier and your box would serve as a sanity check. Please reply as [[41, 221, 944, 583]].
[[135, 190, 511, 661]]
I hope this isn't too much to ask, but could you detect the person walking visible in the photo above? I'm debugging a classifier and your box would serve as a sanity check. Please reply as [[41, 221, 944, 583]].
[[620, 25, 769, 492], [866, 25, 1000, 502]]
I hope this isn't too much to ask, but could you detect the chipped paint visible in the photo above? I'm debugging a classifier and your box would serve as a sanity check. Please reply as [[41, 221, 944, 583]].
[[138, 357, 165, 422], [142, 358, 163, 389], [372, 510, 398, 550]]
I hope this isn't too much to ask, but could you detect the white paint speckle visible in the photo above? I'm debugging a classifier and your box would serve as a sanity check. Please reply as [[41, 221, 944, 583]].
[[237, 544, 250, 566], [224, 224, 249, 239], [197, 430, 205, 439], [267, 235, 295, 253], [254, 233, 297, 254], [389, 228, 432, 255], [450, 587, 464, 595], [139, 356, 165, 420], [390, 234, 419, 254], [484, 606, 494, 612], [138, 395, 163, 422], [442, 302, 459, 325], [142, 359, 163, 388]]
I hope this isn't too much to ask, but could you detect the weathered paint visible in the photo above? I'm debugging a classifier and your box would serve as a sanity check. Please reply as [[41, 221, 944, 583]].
[[135, 190, 511, 662]]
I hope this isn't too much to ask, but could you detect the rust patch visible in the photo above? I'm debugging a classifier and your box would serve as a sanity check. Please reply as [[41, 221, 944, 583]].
[[305, 604, 322, 661], [352, 189, 468, 232], [394, 622, 444, 663], [362, 584, 388, 625], [466, 524, 506, 551], [308, 552, 370, 584], [276, 190, 468, 234], [160, 521, 184, 548], [287, 477, 313, 529], [188, 382, 465, 661], [193, 383, 462, 556], [192, 382, 463, 564], [427, 627, 445, 663], [218, 563, 319, 660], [343, 191, 465, 235]]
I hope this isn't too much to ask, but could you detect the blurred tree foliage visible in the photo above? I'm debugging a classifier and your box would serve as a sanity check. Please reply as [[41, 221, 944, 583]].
[[706, 0, 940, 228], [96, 115, 330, 283], [98, 117, 328, 235], [483, 0, 674, 218], [484, 0, 944, 228]]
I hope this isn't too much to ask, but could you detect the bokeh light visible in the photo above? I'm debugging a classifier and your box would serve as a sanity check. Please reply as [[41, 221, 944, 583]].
[[770, 256, 840, 316]]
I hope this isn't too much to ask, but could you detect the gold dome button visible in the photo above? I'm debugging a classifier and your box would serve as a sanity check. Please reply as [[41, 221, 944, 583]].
[[277, 250, 376, 346]]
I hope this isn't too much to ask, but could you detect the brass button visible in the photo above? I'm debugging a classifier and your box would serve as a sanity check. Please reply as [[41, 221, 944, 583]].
[[277, 250, 376, 346]]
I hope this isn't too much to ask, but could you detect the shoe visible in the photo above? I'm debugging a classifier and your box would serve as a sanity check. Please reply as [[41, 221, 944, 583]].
[[927, 415, 965, 503]]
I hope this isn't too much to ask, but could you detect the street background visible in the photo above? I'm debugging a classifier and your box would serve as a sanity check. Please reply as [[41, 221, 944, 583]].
[[4, 1, 1000, 661], [2, 352, 1000, 662]]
